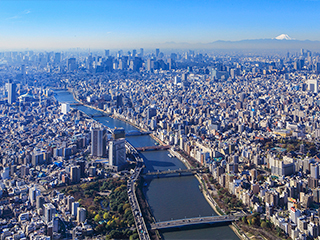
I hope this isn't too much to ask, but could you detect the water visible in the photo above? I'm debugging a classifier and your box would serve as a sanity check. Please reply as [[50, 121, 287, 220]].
[[55, 91, 239, 240]]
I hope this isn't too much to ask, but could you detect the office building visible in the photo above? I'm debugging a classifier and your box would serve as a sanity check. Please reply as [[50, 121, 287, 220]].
[[54, 52, 61, 64], [307, 79, 318, 93], [67, 58, 77, 71], [109, 138, 126, 168], [29, 187, 40, 206], [70, 166, 80, 183], [36, 196, 45, 209], [72, 202, 79, 217], [77, 207, 86, 223], [91, 127, 107, 157], [8, 80, 16, 104], [61, 103, 70, 114], [44, 203, 56, 223]]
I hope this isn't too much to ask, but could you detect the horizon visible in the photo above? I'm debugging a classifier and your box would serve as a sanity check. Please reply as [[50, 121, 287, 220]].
[[1, 0, 320, 50]]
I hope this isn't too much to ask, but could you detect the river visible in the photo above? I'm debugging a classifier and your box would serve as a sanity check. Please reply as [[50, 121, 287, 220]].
[[55, 91, 239, 240]]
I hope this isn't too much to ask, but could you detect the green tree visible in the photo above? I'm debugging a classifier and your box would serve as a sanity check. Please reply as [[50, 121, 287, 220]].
[[94, 214, 101, 222], [261, 221, 267, 228], [103, 212, 109, 219]]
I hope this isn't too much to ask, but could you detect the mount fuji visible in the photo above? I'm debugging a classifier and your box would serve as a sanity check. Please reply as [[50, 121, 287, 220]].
[[274, 34, 294, 40]]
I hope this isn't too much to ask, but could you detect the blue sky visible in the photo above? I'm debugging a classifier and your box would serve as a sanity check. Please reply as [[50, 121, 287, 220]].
[[0, 0, 319, 50]]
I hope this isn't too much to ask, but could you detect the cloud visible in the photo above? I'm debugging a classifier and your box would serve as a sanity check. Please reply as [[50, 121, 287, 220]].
[[6, 9, 31, 21]]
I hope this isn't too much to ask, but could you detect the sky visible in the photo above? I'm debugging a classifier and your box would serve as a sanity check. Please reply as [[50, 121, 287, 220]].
[[0, 0, 320, 50]]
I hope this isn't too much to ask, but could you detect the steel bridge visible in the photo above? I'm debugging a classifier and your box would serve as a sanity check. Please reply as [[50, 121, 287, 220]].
[[150, 214, 245, 230], [143, 167, 207, 176]]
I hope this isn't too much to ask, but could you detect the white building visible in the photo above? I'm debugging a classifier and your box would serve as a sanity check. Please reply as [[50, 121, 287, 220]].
[[61, 103, 70, 114]]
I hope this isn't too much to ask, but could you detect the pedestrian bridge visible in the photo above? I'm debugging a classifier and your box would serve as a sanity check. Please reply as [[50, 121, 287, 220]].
[[143, 167, 207, 176], [150, 214, 244, 230]]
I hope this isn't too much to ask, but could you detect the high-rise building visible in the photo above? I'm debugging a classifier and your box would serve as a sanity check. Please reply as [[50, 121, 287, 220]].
[[147, 107, 157, 120], [70, 166, 80, 183], [67, 196, 75, 212], [29, 187, 40, 206], [44, 203, 56, 223], [67, 58, 77, 71], [109, 138, 126, 168], [311, 164, 319, 179], [36, 196, 45, 210], [105, 49, 109, 57], [147, 59, 154, 71], [72, 202, 80, 217], [77, 207, 86, 223], [61, 103, 70, 114], [140, 48, 144, 57], [8, 80, 16, 104], [307, 79, 318, 93], [156, 48, 160, 57], [54, 52, 61, 64], [91, 127, 107, 157]]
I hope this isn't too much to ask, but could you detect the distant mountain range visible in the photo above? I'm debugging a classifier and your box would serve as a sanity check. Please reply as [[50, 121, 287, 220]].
[[158, 34, 320, 51]]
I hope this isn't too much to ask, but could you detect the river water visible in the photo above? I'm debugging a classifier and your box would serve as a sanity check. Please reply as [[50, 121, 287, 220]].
[[55, 91, 239, 240]]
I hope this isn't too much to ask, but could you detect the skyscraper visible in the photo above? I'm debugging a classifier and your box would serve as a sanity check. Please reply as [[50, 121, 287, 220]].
[[109, 138, 126, 169], [44, 203, 56, 223], [105, 49, 109, 57], [29, 186, 40, 206], [91, 127, 107, 157], [77, 207, 86, 223], [54, 52, 61, 64], [70, 166, 81, 183], [156, 48, 160, 57], [72, 202, 80, 217], [8, 80, 16, 104], [61, 103, 70, 114]]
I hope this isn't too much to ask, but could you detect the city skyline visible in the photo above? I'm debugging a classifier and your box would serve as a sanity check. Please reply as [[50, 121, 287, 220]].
[[1, 0, 320, 50]]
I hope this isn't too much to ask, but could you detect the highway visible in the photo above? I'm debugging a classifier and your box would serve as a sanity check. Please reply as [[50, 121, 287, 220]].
[[126, 142, 151, 240]]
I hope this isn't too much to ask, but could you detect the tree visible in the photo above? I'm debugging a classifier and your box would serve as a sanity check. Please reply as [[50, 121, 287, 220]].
[[94, 214, 101, 222], [103, 212, 109, 220], [261, 221, 267, 229]]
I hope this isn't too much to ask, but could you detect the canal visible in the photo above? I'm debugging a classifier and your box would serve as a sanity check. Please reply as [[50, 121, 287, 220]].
[[55, 91, 239, 240]]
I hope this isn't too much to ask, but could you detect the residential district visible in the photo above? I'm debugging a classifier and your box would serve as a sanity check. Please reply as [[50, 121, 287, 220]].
[[0, 48, 320, 240]]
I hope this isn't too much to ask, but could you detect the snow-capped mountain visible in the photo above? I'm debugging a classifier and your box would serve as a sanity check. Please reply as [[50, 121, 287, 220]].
[[274, 34, 293, 40]]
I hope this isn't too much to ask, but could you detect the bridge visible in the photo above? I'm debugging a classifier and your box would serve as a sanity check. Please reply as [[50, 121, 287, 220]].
[[126, 131, 152, 137], [143, 167, 207, 176], [150, 214, 244, 230], [70, 102, 83, 106], [136, 145, 171, 151]]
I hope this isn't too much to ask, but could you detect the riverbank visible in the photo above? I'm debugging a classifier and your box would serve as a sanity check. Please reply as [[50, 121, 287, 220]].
[[169, 148, 247, 240]]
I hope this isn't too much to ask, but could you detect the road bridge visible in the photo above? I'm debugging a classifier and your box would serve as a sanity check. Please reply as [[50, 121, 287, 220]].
[[126, 131, 152, 137], [136, 145, 171, 151], [70, 103, 83, 106], [143, 167, 207, 176], [150, 214, 245, 230]]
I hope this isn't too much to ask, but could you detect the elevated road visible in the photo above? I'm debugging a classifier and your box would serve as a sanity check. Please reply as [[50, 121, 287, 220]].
[[150, 214, 245, 230]]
